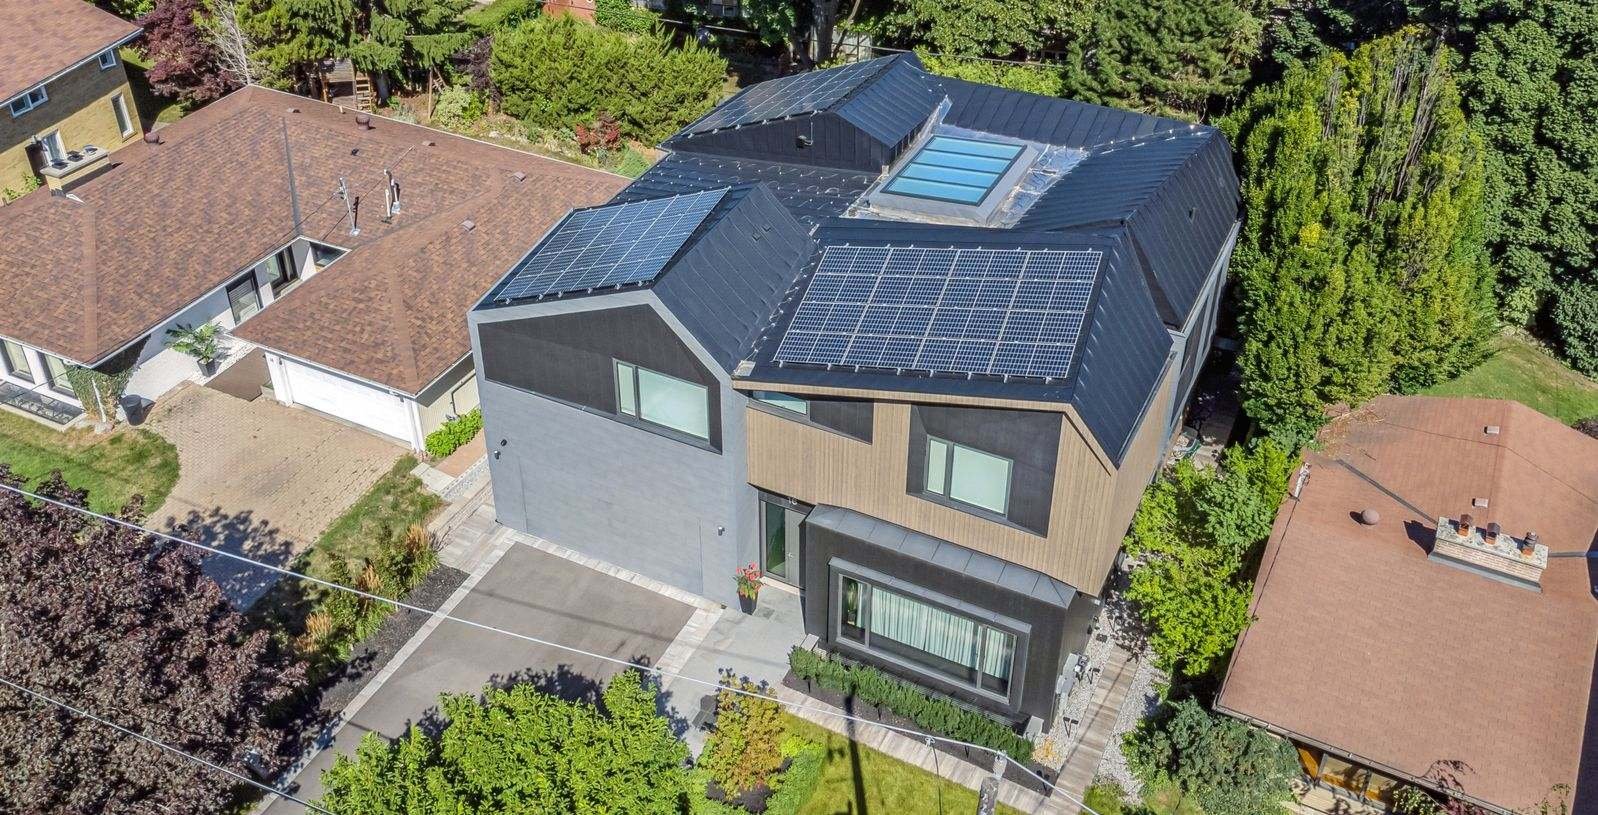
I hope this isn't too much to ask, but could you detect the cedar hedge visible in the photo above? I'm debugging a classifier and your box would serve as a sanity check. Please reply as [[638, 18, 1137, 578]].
[[787, 647, 1033, 764]]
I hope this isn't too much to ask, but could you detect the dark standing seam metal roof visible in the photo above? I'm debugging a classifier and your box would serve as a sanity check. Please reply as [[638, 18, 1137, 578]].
[[805, 505, 1077, 608], [741, 221, 1173, 465], [651, 184, 815, 371], [616, 152, 874, 226], [1017, 130, 1238, 323], [832, 54, 943, 151], [933, 77, 1188, 147]]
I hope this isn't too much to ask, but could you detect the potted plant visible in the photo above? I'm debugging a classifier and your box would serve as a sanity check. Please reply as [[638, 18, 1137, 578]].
[[165, 323, 222, 377], [735, 563, 762, 613]]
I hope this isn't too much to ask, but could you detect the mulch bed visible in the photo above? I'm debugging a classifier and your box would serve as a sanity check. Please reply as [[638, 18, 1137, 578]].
[[780, 670, 1057, 795], [275, 565, 468, 757]]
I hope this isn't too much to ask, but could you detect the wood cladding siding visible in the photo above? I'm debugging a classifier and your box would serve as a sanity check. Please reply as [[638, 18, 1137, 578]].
[[744, 356, 1179, 594]]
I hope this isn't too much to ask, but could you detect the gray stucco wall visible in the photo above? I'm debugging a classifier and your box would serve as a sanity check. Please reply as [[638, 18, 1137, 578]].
[[470, 291, 757, 607]]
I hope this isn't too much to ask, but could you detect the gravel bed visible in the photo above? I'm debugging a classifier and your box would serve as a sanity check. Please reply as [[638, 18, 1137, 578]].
[[1093, 657, 1163, 795]]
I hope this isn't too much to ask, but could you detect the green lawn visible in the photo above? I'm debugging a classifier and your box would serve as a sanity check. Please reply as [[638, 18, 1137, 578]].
[[1079, 780, 1203, 815], [1423, 332, 1598, 424], [783, 715, 1024, 815], [305, 455, 443, 578], [0, 409, 178, 516]]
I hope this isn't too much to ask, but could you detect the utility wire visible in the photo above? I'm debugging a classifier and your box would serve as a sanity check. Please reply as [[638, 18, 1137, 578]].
[[0, 675, 336, 815], [0, 482, 1100, 815]]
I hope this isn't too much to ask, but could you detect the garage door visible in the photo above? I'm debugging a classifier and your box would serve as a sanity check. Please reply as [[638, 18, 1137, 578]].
[[279, 358, 413, 442]]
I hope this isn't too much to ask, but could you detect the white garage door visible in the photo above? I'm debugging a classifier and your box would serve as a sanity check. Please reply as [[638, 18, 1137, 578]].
[[280, 358, 413, 442]]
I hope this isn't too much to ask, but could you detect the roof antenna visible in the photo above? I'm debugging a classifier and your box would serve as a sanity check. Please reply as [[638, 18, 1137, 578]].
[[384, 168, 401, 218], [338, 177, 360, 236]]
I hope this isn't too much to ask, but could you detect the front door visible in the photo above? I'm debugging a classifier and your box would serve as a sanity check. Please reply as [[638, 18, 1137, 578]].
[[759, 494, 809, 585]]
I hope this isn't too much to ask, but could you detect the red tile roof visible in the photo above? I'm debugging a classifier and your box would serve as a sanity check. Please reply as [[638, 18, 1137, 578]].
[[1216, 396, 1598, 813], [0, 85, 627, 393], [0, 0, 140, 103]]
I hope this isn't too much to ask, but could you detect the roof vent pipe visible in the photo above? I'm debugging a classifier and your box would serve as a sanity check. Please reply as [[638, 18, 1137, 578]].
[[355, 112, 373, 130], [1358, 508, 1380, 526], [142, 131, 161, 145]]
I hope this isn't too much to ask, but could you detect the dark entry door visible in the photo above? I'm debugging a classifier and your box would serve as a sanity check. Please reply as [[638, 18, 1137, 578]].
[[759, 494, 809, 585]]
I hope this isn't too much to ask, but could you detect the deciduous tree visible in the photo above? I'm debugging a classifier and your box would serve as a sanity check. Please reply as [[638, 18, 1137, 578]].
[[140, 0, 236, 104], [318, 670, 691, 813], [0, 469, 302, 814]]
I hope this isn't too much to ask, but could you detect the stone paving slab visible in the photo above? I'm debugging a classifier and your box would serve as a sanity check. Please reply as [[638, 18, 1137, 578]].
[[144, 383, 404, 606]]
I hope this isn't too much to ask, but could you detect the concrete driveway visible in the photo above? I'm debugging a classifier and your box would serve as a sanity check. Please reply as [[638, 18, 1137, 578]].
[[144, 383, 404, 605], [265, 537, 696, 811]]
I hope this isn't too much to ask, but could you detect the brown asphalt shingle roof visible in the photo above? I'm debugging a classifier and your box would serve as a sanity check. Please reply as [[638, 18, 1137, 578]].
[[0, 85, 627, 393], [0, 0, 140, 103], [1216, 396, 1598, 813]]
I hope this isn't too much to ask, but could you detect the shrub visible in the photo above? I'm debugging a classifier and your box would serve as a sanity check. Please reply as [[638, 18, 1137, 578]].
[[701, 675, 787, 797], [692, 737, 825, 815], [1081, 780, 1129, 815], [786, 648, 1032, 763], [490, 15, 724, 143], [1551, 281, 1598, 377], [463, 0, 538, 33], [1576, 417, 1598, 440], [1124, 697, 1298, 815], [575, 112, 622, 155], [381, 524, 437, 594], [425, 407, 482, 459], [612, 146, 653, 178], [431, 84, 483, 128], [595, 0, 660, 34]]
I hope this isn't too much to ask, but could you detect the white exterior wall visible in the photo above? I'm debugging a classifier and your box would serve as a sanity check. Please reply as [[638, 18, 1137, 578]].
[[265, 351, 423, 449], [0, 336, 83, 415], [124, 241, 315, 401]]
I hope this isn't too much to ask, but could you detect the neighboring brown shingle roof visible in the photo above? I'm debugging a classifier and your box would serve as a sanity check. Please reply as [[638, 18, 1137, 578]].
[[0, 85, 626, 392], [0, 0, 140, 103], [1216, 396, 1598, 813]]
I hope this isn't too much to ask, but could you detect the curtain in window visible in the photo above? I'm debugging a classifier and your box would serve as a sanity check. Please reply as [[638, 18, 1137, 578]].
[[867, 586, 979, 669], [980, 629, 1013, 681]]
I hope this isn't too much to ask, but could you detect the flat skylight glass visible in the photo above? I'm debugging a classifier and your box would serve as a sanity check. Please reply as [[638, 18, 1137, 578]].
[[883, 136, 1025, 205]]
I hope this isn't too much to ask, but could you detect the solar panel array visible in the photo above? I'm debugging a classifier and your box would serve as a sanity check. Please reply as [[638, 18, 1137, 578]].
[[495, 189, 727, 302], [771, 245, 1102, 380], [683, 58, 892, 136]]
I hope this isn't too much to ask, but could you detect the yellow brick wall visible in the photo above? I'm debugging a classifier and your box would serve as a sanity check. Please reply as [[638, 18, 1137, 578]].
[[1, 57, 138, 197]]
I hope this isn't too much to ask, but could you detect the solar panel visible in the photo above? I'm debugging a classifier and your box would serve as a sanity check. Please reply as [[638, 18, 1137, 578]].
[[683, 58, 892, 136], [771, 245, 1101, 380], [883, 136, 1025, 204], [494, 189, 727, 302]]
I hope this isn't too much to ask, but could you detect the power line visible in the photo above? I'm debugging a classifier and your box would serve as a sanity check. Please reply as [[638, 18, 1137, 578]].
[[0, 675, 335, 815], [0, 481, 1101, 815]]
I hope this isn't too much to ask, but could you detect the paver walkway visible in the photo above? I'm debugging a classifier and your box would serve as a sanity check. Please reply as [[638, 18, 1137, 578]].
[[145, 383, 403, 605], [1051, 642, 1138, 808]]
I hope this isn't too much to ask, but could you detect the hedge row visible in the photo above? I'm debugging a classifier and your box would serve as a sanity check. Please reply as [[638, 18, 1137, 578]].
[[787, 647, 1033, 764], [424, 408, 482, 459], [692, 737, 825, 815]]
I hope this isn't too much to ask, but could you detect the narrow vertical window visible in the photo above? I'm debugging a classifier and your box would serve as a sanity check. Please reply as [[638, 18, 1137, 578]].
[[615, 361, 637, 416], [926, 437, 949, 494], [111, 93, 132, 137]]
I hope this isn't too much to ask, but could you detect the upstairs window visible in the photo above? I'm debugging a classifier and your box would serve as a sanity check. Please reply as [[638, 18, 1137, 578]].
[[9, 86, 47, 117], [925, 436, 1012, 515], [615, 360, 710, 440], [753, 391, 808, 415], [97, 50, 118, 70]]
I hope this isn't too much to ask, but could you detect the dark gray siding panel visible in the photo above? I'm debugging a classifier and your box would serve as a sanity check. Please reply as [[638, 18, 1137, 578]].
[[478, 305, 723, 450], [651, 185, 814, 371], [809, 397, 873, 442], [904, 405, 1059, 535], [800, 511, 1077, 723]]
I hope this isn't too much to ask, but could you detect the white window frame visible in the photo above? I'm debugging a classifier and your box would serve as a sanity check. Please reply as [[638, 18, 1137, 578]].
[[924, 436, 1013, 515], [97, 50, 118, 71], [37, 130, 65, 164], [111, 93, 133, 137], [9, 86, 47, 118]]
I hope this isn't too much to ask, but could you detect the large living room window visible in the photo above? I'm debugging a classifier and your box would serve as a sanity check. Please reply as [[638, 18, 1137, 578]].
[[924, 437, 1012, 515], [614, 360, 710, 440], [839, 575, 1015, 696]]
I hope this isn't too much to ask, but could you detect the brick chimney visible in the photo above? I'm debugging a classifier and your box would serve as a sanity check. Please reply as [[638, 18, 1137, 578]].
[[1429, 513, 1548, 590]]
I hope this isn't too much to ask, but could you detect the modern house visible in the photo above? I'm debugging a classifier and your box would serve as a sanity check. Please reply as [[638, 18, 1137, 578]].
[[0, 0, 142, 198], [470, 55, 1239, 729], [0, 84, 625, 448], [1217, 396, 1597, 814]]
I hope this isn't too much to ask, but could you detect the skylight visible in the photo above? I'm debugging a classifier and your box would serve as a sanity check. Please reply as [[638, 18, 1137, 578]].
[[882, 136, 1025, 205]]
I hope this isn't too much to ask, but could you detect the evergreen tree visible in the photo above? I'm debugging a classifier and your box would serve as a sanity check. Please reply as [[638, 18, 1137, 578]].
[[1454, 0, 1598, 371], [1060, 0, 1262, 119], [876, 0, 1087, 58], [245, 0, 472, 94], [1125, 697, 1300, 815], [1224, 28, 1491, 441], [319, 671, 690, 813], [0, 469, 302, 813]]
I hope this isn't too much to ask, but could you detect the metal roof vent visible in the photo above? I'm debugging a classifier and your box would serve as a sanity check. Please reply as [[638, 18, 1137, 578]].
[[1357, 508, 1380, 525], [460, 219, 476, 232], [1485, 425, 1501, 435]]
